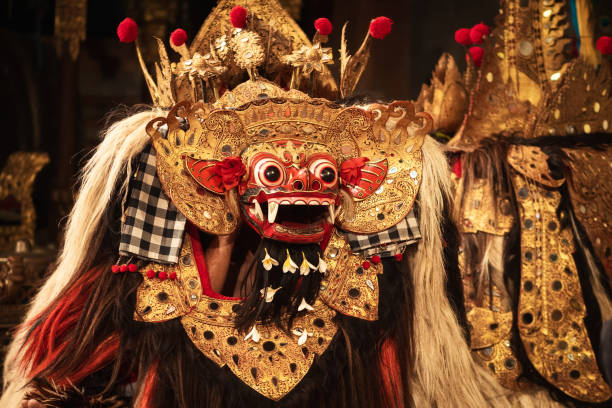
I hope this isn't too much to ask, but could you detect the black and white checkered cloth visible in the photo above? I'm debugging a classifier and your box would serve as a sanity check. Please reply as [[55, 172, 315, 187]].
[[119, 144, 186, 264], [345, 209, 421, 258]]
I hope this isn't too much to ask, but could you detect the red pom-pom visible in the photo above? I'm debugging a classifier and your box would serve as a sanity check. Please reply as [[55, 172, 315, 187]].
[[169, 271, 177, 280], [468, 46, 484, 67], [369, 16, 393, 40], [158, 271, 168, 281], [362, 261, 371, 270], [314, 18, 333, 36], [119, 264, 128, 273], [230, 5, 247, 29], [469, 22, 489, 45], [371, 255, 381, 264], [128, 263, 138, 273], [596, 36, 612, 56], [394, 253, 403, 262], [111, 265, 120, 274], [454, 28, 471, 46], [170, 28, 188, 46], [117, 18, 138, 43], [146, 269, 156, 279]]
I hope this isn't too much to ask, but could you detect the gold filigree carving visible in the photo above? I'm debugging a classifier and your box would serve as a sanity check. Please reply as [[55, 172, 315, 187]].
[[512, 172, 612, 403], [564, 146, 612, 282], [148, 86, 429, 235], [506, 145, 565, 188], [416, 53, 468, 134], [134, 234, 339, 401], [337, 102, 430, 234], [454, 176, 514, 236], [460, 248, 524, 391], [190, 0, 337, 99], [319, 230, 382, 321], [182, 298, 336, 401]]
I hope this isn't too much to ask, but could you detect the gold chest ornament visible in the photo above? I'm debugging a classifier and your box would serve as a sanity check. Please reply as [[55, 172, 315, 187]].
[[133, 229, 383, 400]]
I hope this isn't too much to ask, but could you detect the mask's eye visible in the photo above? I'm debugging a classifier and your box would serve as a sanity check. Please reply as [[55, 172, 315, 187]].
[[254, 158, 285, 187], [309, 157, 338, 188], [320, 167, 336, 183]]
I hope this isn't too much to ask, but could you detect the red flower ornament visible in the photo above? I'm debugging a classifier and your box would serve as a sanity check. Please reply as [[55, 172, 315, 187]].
[[340, 157, 369, 186], [214, 157, 246, 191]]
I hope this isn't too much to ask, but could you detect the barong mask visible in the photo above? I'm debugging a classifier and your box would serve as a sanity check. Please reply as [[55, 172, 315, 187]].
[[146, 96, 430, 244]]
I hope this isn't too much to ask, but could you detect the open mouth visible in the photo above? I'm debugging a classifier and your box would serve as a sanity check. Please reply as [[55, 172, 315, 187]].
[[242, 193, 337, 241]]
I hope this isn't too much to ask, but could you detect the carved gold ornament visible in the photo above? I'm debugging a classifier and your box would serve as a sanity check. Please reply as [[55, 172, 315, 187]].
[[506, 145, 565, 188], [146, 82, 428, 236], [282, 43, 333, 75], [512, 173, 612, 403], [564, 146, 612, 282], [319, 230, 382, 321], [454, 176, 513, 236], [134, 228, 389, 400]]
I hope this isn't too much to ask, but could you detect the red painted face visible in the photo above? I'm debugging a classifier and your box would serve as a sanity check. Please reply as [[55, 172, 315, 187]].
[[239, 140, 339, 243]]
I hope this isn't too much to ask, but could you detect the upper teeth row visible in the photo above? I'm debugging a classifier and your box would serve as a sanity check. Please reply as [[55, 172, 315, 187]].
[[251, 200, 336, 224]]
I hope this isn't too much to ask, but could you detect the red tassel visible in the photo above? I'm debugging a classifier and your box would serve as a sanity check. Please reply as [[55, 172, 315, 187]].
[[468, 46, 484, 67], [369, 17, 393, 40], [454, 28, 471, 46], [169, 271, 177, 280], [117, 18, 138, 43], [146, 269, 156, 279], [394, 253, 403, 262], [371, 255, 381, 264], [230, 6, 247, 29], [158, 271, 168, 281], [314, 18, 333, 36], [469, 22, 489, 44], [119, 264, 128, 273], [111, 264, 120, 273], [170, 28, 188, 46], [362, 260, 371, 270], [128, 263, 138, 273], [596, 36, 612, 56]]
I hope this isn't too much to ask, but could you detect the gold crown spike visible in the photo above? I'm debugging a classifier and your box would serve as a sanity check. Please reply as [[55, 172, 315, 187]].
[[340, 17, 393, 99], [189, 0, 338, 100]]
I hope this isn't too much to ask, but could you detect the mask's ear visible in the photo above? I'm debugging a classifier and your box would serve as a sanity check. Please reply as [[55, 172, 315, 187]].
[[335, 101, 432, 234], [146, 102, 246, 235]]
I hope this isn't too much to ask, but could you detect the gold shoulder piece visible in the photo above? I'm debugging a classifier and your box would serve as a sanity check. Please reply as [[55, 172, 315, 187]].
[[146, 102, 243, 235], [320, 230, 382, 321], [134, 239, 202, 322], [337, 101, 432, 234], [512, 172, 612, 403], [506, 145, 565, 188], [455, 175, 514, 236], [564, 146, 612, 282]]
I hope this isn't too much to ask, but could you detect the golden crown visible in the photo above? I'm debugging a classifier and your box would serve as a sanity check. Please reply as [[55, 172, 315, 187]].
[[117, 0, 395, 108]]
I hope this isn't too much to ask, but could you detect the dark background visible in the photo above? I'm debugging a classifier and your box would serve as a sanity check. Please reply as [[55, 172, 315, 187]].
[[1, 0, 610, 246]]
